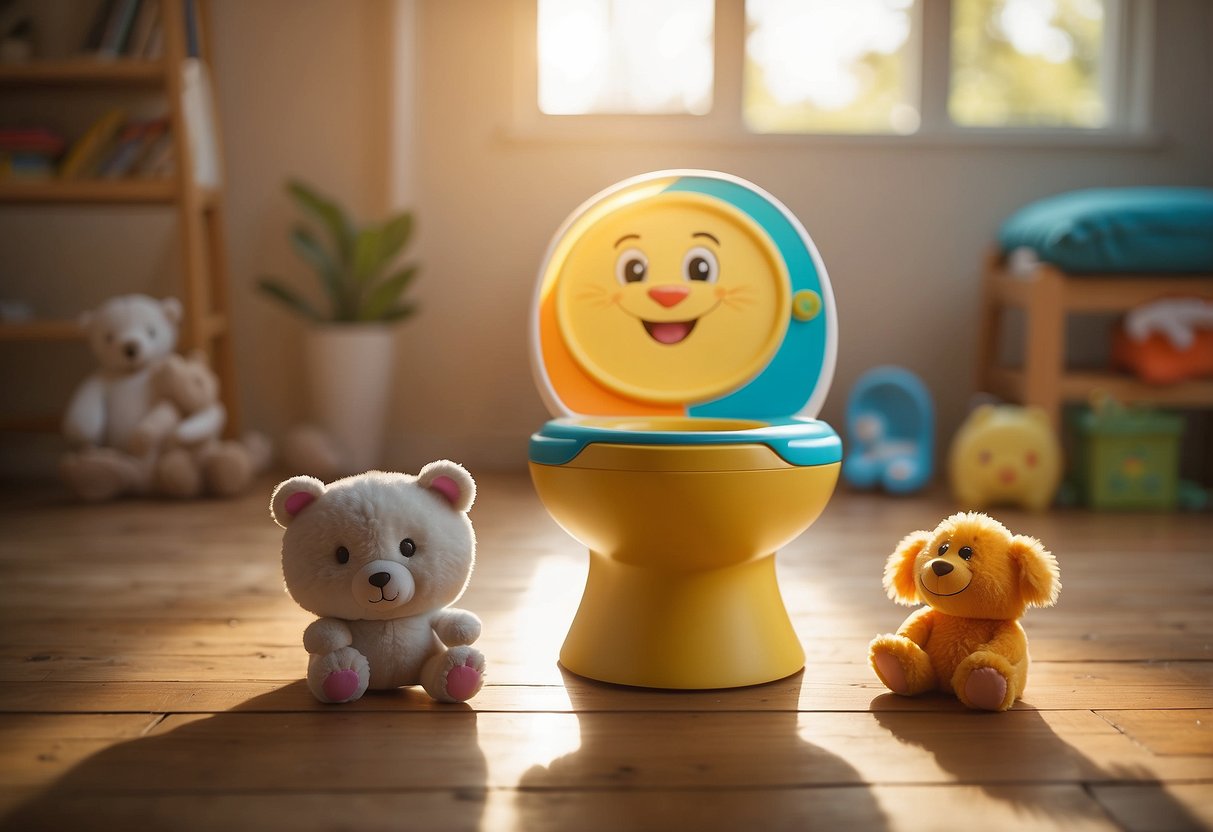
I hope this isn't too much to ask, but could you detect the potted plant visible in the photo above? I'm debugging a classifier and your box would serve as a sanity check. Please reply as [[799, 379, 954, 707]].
[[258, 179, 420, 472]]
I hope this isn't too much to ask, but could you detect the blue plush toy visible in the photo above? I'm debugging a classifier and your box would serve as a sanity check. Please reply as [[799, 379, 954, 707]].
[[843, 366, 934, 495]]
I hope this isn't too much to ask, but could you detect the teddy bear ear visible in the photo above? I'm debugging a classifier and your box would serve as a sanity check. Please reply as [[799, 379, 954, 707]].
[[883, 530, 929, 605], [161, 297, 183, 325], [417, 460, 475, 513], [1009, 534, 1060, 608], [270, 476, 327, 528]]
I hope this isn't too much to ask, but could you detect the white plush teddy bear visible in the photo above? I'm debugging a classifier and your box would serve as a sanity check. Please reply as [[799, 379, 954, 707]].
[[271, 462, 487, 704], [60, 294, 182, 501]]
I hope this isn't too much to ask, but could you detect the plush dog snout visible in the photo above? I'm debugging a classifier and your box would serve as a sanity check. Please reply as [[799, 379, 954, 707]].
[[123, 341, 140, 360], [931, 560, 954, 576], [368, 572, 391, 588]]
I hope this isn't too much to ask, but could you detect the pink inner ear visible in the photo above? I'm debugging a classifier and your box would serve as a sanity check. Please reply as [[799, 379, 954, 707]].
[[428, 475, 460, 507], [284, 491, 316, 516]]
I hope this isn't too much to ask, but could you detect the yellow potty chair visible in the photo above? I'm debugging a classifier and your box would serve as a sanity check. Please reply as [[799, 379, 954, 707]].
[[528, 170, 841, 689]]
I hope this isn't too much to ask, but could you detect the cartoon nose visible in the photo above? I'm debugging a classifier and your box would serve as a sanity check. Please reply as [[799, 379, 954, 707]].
[[123, 341, 140, 359], [368, 572, 392, 588], [648, 285, 690, 308], [931, 560, 954, 577]]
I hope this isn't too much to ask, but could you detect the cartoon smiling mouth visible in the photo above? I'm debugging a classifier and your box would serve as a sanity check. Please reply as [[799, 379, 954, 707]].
[[642, 319, 698, 345]]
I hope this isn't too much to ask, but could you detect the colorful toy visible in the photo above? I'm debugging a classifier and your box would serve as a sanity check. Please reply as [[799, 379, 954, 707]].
[[1068, 397, 1184, 510], [869, 512, 1060, 711], [1112, 297, 1213, 385], [842, 366, 934, 494], [527, 170, 841, 689], [948, 404, 1061, 511], [271, 462, 485, 704], [60, 294, 182, 501], [133, 351, 270, 498]]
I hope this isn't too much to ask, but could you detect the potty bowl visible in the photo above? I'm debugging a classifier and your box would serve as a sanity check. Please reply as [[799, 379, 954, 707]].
[[528, 170, 841, 689]]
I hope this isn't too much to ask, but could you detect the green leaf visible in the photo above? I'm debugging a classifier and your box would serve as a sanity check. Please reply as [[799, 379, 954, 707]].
[[289, 225, 345, 316], [377, 211, 414, 266], [379, 302, 419, 323], [352, 226, 386, 286], [359, 265, 419, 321], [256, 278, 324, 321], [287, 180, 355, 265]]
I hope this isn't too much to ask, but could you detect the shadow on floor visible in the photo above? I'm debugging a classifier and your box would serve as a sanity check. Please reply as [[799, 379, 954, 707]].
[[1, 682, 489, 831], [870, 693, 1205, 830], [511, 668, 891, 830]]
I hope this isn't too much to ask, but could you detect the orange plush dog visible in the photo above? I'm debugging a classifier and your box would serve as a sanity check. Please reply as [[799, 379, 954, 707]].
[[869, 512, 1060, 711]]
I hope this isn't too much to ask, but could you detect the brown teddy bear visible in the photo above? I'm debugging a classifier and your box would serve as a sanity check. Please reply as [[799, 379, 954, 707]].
[[869, 512, 1060, 711], [131, 351, 268, 498]]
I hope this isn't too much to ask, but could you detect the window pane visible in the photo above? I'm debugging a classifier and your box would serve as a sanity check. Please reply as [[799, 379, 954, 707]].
[[537, 0, 714, 115], [744, 0, 919, 134], [950, 0, 1109, 127]]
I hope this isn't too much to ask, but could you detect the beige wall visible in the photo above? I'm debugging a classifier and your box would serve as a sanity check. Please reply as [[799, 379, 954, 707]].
[[2, 0, 1211, 478]]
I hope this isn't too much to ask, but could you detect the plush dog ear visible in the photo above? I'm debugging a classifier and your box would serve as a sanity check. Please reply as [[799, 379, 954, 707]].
[[160, 297, 183, 325], [418, 460, 476, 513], [270, 476, 326, 528], [884, 530, 929, 604], [1009, 534, 1060, 608]]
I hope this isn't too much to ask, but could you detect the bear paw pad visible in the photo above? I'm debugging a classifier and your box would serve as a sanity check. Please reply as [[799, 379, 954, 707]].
[[964, 666, 1009, 711], [444, 659, 482, 702], [322, 669, 362, 703], [873, 651, 909, 695]]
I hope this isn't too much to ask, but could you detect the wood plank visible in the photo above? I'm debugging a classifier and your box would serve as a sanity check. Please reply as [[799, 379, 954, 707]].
[[1095, 709, 1213, 756], [0, 58, 165, 85], [3, 709, 1209, 798], [0, 784, 1127, 832], [1089, 783, 1213, 832]]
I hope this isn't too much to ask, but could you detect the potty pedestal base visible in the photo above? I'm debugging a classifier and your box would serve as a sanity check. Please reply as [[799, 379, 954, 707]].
[[560, 550, 805, 689]]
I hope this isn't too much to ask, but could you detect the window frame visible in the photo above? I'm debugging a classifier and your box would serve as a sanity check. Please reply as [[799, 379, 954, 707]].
[[511, 0, 1156, 146]]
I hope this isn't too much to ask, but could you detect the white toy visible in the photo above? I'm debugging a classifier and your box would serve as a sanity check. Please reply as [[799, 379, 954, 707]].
[[60, 294, 182, 501], [271, 462, 486, 704], [133, 351, 269, 498]]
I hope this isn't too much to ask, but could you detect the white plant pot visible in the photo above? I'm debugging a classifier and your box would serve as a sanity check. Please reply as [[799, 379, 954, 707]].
[[303, 323, 397, 473]]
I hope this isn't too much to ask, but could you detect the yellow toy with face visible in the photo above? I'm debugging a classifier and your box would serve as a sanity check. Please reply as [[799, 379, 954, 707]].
[[552, 192, 790, 407]]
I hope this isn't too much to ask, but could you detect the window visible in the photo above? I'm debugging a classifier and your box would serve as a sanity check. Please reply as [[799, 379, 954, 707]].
[[528, 0, 1145, 136], [950, 0, 1112, 128], [745, 0, 920, 134], [536, 0, 714, 115]]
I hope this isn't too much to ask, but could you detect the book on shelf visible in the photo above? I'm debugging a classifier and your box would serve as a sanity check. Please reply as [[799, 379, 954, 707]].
[[59, 108, 127, 179], [95, 0, 142, 59], [0, 127, 67, 181], [80, 0, 196, 61], [98, 117, 168, 178]]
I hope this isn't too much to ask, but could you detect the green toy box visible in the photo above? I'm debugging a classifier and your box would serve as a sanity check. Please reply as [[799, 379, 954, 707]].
[[1068, 400, 1184, 510]]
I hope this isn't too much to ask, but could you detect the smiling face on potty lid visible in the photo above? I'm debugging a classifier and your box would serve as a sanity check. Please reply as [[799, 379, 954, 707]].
[[531, 170, 837, 421]]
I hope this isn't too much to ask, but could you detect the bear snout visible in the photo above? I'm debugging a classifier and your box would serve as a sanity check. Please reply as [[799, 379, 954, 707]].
[[931, 560, 954, 576], [352, 560, 414, 611], [123, 341, 141, 361]]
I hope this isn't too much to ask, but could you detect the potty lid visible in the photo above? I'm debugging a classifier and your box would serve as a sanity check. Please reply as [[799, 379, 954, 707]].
[[531, 170, 837, 420]]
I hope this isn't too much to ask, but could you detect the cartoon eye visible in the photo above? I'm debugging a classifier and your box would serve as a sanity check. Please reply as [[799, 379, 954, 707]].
[[682, 246, 718, 283], [938, 542, 949, 556], [335, 546, 350, 565], [615, 248, 648, 284], [147, 326, 156, 338], [104, 332, 114, 344], [1025, 451, 1038, 468], [959, 546, 973, 561], [979, 450, 992, 465], [399, 538, 416, 558]]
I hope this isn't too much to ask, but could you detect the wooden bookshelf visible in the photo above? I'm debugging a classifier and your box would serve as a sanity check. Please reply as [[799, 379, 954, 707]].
[[0, 0, 241, 436], [0, 59, 166, 87], [0, 178, 179, 203]]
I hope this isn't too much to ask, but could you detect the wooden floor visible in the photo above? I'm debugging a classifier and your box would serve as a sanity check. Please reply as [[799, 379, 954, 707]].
[[0, 473, 1210, 831]]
